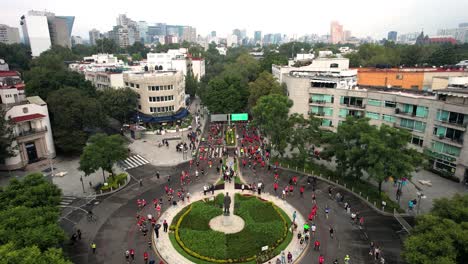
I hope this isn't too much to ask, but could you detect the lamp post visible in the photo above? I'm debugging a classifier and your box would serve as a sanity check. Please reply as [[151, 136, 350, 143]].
[[80, 175, 86, 193], [416, 192, 426, 215]]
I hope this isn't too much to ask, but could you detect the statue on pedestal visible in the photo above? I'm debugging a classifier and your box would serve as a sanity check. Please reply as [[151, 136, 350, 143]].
[[223, 192, 231, 215]]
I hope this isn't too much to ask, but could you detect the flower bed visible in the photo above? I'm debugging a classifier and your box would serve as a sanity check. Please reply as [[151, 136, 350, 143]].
[[172, 194, 292, 263], [225, 126, 236, 146], [100, 173, 128, 191]]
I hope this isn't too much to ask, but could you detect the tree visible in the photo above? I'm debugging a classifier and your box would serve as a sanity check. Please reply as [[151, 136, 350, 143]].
[[0, 173, 68, 261], [259, 51, 288, 73], [287, 114, 323, 167], [131, 53, 143, 61], [363, 124, 423, 194], [403, 194, 468, 264], [47, 87, 106, 153], [248, 71, 283, 109], [0, 243, 71, 264], [79, 133, 128, 181], [323, 117, 376, 179], [185, 70, 199, 97], [98, 88, 138, 123], [252, 94, 293, 156], [0, 43, 32, 70], [93, 38, 120, 54], [202, 76, 244, 113], [0, 108, 16, 163], [278, 42, 312, 58]]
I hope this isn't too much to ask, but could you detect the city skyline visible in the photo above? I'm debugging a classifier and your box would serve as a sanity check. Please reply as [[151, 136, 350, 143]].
[[2, 0, 468, 41]]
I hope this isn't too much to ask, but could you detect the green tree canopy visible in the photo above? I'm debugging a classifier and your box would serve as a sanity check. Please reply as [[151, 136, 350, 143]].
[[79, 133, 128, 180], [0, 108, 16, 163], [0, 43, 32, 71], [185, 69, 199, 97], [248, 71, 284, 109], [47, 87, 106, 153], [252, 94, 293, 156], [0, 243, 71, 264], [0, 173, 68, 263], [287, 113, 324, 167], [98, 87, 138, 123], [259, 51, 288, 73], [403, 194, 468, 264]]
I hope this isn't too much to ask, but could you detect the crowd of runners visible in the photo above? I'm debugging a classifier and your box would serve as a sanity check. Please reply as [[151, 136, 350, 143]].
[[118, 119, 387, 264]]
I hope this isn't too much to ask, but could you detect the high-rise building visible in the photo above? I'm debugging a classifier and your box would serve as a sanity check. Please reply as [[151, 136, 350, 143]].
[[211, 31, 216, 37], [438, 23, 468, 43], [71, 35, 82, 46], [20, 10, 74, 56], [387, 31, 398, 42], [111, 15, 140, 47], [330, 21, 343, 44], [89, 29, 102, 46], [0, 24, 21, 44], [181, 26, 196, 42], [343, 30, 352, 42], [138, 21, 148, 43], [254, 31, 262, 44]]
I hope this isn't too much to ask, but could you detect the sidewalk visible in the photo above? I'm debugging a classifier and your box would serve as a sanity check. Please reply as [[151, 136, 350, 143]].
[[128, 97, 208, 166], [154, 156, 307, 264]]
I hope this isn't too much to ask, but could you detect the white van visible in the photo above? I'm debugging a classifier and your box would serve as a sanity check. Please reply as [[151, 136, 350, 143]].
[[456, 60, 468, 67]]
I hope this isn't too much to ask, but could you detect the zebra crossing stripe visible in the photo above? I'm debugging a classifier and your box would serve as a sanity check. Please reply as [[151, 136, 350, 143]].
[[130, 156, 145, 166], [136, 155, 149, 164], [133, 155, 149, 165], [123, 159, 137, 169]]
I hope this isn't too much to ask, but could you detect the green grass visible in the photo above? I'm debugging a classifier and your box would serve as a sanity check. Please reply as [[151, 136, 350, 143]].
[[271, 157, 404, 213], [173, 194, 292, 262], [225, 127, 236, 146]]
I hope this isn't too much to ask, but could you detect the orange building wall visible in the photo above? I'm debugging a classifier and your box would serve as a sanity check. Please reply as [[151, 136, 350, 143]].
[[357, 69, 425, 90]]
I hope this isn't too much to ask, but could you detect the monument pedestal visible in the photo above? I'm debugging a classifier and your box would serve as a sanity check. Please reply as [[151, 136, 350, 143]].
[[223, 215, 233, 226]]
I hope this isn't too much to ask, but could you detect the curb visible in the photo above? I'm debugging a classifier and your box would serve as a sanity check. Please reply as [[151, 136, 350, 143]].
[[276, 165, 413, 218]]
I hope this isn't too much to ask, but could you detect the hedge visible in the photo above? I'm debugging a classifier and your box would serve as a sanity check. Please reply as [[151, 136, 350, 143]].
[[173, 194, 292, 263], [100, 173, 127, 191]]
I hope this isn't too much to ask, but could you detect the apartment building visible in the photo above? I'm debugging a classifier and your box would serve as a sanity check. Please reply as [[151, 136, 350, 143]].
[[283, 67, 468, 181], [0, 24, 21, 44], [124, 70, 187, 123]]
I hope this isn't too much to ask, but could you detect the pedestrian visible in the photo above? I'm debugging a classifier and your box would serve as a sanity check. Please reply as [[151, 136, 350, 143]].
[[241, 184, 245, 192], [163, 220, 168, 232], [130, 249, 135, 260], [303, 223, 310, 233], [311, 223, 316, 236], [125, 250, 130, 260], [292, 211, 297, 223], [329, 226, 334, 239], [155, 223, 161, 238], [91, 242, 96, 254], [276, 258, 281, 264], [344, 254, 350, 264], [314, 240, 320, 251], [300, 185, 304, 197], [281, 251, 286, 264], [143, 251, 149, 264], [319, 255, 325, 264], [287, 251, 293, 263], [312, 192, 316, 203], [156, 171, 160, 179], [77, 229, 82, 240], [89, 181, 92, 188]]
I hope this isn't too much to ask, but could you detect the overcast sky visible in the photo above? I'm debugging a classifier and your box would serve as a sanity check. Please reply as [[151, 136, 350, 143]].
[[2, 0, 468, 40]]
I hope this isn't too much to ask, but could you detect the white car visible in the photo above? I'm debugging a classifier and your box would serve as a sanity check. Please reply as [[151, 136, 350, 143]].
[[456, 60, 468, 67]]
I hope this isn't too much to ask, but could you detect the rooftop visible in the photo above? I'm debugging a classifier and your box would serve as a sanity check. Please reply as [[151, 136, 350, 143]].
[[0, 71, 20, 77], [11, 113, 45, 123]]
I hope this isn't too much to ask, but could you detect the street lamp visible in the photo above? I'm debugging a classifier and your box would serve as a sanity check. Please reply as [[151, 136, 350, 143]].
[[80, 175, 86, 193], [416, 191, 426, 215]]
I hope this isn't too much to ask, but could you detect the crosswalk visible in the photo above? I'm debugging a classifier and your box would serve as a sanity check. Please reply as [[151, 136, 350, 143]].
[[60, 195, 77, 207], [118, 155, 150, 170], [198, 146, 224, 160]]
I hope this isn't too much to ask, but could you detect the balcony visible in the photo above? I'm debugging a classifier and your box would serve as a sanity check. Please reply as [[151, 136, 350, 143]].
[[309, 99, 327, 105], [434, 134, 464, 147], [340, 103, 366, 110], [435, 119, 467, 131], [394, 108, 426, 120], [308, 111, 326, 117], [15, 127, 48, 139]]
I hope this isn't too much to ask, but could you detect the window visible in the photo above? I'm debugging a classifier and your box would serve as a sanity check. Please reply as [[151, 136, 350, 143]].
[[436, 110, 466, 125], [330, 63, 339, 68], [138, 105, 141, 110], [411, 85, 419, 90], [321, 119, 332, 127], [125, 82, 129, 86], [385, 101, 396, 108], [431, 141, 461, 157], [400, 118, 426, 132], [411, 135, 424, 147], [339, 108, 348, 118], [382, 114, 396, 123], [340, 96, 363, 107], [310, 94, 334, 103], [416, 106, 428, 118], [365, 112, 380, 120], [130, 83, 134, 87], [137, 94, 140, 99], [367, 99, 381, 107], [136, 84, 140, 88]]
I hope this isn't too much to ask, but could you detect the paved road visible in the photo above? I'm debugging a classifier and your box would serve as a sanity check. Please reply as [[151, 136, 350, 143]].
[[60, 120, 407, 264]]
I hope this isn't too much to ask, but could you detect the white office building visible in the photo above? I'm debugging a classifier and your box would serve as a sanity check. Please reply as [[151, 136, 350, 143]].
[[20, 10, 74, 56]]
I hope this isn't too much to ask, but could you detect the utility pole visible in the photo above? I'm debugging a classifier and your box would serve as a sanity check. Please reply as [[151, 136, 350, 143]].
[[80, 175, 86, 193]]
